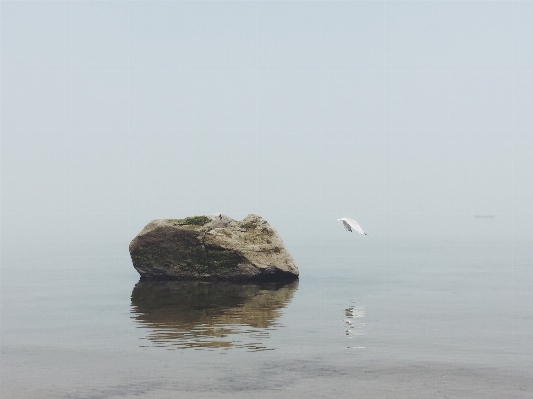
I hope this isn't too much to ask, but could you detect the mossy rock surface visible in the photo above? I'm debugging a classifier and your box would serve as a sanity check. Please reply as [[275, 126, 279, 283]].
[[129, 214, 298, 281]]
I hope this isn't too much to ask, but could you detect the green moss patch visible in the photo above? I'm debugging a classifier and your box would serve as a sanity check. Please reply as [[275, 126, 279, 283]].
[[169, 216, 210, 227], [206, 248, 244, 271], [260, 227, 274, 236], [240, 220, 259, 230]]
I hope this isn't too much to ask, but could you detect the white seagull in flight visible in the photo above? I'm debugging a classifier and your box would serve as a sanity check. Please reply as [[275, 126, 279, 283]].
[[338, 218, 367, 235]]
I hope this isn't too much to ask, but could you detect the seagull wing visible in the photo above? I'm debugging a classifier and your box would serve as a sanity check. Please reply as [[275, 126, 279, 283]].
[[345, 218, 366, 235], [341, 220, 352, 232]]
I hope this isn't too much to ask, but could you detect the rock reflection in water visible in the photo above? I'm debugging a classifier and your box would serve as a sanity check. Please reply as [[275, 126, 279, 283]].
[[130, 280, 298, 351]]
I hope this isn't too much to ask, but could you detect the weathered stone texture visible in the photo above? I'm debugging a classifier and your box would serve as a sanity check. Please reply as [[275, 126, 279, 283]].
[[129, 214, 298, 281]]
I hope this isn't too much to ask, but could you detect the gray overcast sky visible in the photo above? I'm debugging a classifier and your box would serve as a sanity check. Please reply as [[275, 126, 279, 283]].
[[1, 1, 532, 257]]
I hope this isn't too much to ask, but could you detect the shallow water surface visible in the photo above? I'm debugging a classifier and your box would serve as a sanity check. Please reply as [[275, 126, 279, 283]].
[[2, 240, 532, 398]]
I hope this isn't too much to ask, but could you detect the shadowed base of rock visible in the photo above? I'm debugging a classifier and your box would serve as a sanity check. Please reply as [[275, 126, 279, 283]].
[[138, 268, 299, 282]]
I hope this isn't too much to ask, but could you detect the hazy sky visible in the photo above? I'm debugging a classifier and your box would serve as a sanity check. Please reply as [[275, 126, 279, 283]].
[[1, 1, 532, 257]]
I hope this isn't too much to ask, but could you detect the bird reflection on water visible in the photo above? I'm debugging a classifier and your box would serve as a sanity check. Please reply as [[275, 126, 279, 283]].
[[344, 303, 366, 351], [130, 280, 298, 352]]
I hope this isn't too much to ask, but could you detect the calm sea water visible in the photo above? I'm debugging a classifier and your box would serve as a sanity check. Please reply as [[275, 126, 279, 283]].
[[2, 239, 532, 398]]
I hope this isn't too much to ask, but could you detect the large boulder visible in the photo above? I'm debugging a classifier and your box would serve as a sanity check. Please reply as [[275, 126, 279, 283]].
[[129, 213, 299, 281]]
